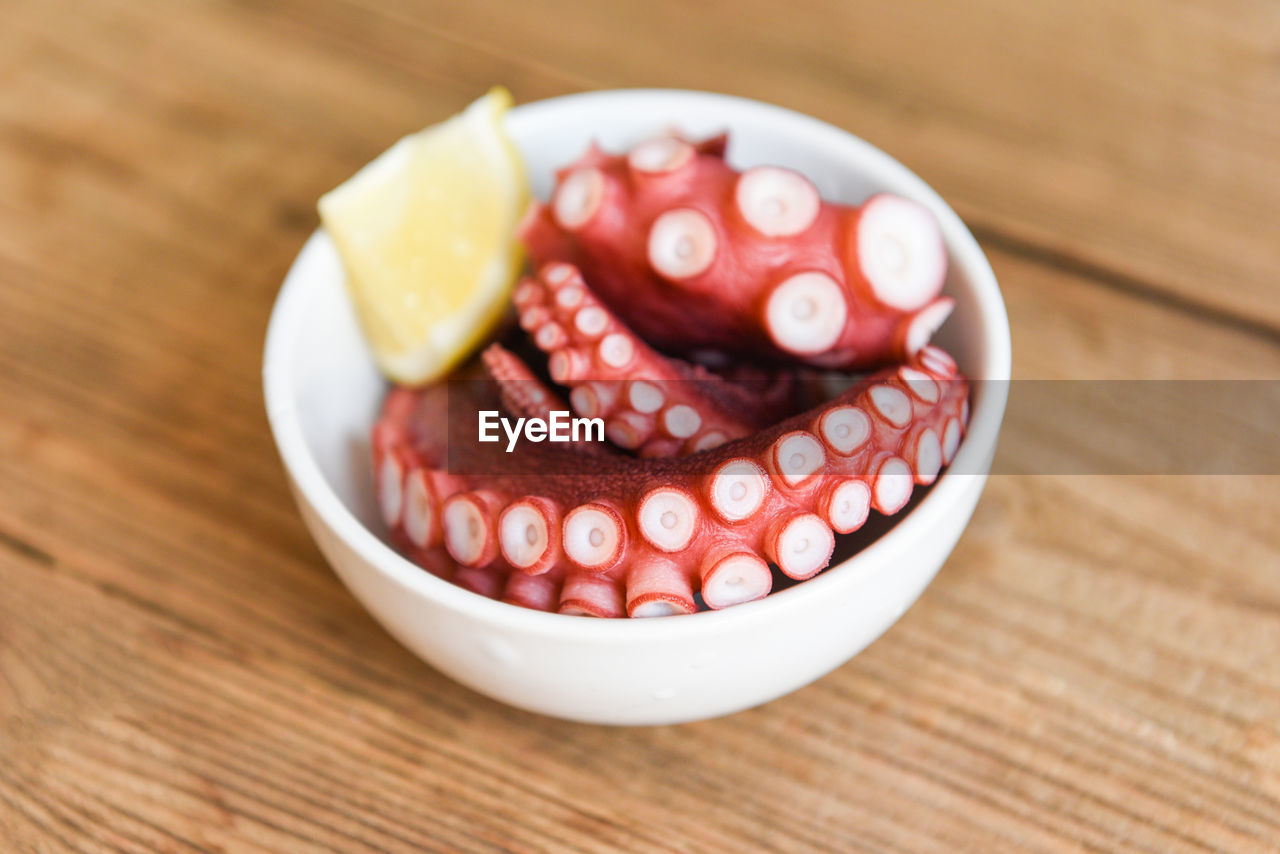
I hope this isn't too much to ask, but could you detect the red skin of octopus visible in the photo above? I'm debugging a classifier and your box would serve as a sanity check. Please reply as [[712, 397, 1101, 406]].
[[519, 134, 953, 370], [511, 261, 798, 458], [371, 346, 968, 618]]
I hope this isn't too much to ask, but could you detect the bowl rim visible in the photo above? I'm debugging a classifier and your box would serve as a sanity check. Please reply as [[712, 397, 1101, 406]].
[[263, 87, 1011, 641]]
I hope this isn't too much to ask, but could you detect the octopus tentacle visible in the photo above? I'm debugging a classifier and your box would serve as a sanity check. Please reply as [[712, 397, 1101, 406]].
[[516, 261, 798, 456], [373, 350, 967, 616], [482, 343, 569, 423], [520, 134, 949, 370], [481, 342, 612, 457]]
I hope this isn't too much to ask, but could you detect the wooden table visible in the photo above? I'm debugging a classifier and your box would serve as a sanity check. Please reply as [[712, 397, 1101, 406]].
[[3, 1, 1278, 851]]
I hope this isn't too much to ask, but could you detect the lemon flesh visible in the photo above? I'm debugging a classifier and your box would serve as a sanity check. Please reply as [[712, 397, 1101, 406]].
[[319, 88, 528, 385]]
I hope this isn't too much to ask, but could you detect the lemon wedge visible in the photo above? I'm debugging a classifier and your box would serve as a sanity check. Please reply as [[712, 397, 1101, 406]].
[[319, 87, 528, 385]]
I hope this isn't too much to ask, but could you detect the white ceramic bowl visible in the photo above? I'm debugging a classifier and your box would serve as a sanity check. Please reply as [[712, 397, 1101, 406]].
[[264, 89, 1010, 725]]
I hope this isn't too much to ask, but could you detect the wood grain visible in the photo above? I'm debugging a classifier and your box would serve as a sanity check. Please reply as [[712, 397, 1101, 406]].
[[1, 0, 1278, 851]]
